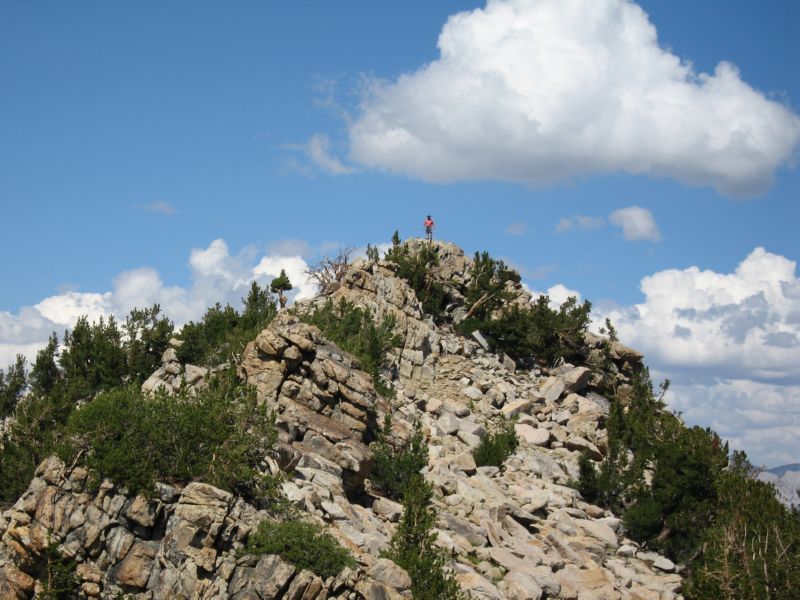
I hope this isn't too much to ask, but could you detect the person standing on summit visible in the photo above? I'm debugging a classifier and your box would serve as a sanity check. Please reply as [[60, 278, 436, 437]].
[[424, 215, 435, 242]]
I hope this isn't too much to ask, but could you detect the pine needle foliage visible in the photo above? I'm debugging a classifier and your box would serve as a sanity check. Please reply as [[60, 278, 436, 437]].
[[384, 475, 464, 600], [59, 315, 127, 394], [461, 251, 519, 322], [370, 417, 429, 500], [1, 307, 174, 504], [0, 354, 27, 418], [246, 519, 356, 579], [472, 419, 519, 468], [459, 295, 592, 366], [577, 370, 800, 596], [578, 369, 728, 560], [61, 371, 280, 506], [38, 541, 78, 600], [685, 455, 800, 599], [123, 305, 175, 384]]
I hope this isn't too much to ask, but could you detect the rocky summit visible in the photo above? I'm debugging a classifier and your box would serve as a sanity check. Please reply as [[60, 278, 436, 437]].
[[1, 240, 684, 599]]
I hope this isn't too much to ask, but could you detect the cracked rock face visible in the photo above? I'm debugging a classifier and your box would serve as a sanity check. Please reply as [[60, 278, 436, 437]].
[[239, 317, 393, 495]]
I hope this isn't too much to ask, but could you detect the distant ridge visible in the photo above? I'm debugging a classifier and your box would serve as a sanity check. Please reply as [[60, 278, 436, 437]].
[[759, 464, 800, 507], [766, 463, 800, 477]]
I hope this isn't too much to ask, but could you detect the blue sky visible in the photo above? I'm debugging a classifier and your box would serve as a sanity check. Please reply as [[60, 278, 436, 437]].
[[1, 1, 798, 466]]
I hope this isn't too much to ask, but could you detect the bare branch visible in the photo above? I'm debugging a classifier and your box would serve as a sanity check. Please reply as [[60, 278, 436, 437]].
[[305, 246, 354, 291]]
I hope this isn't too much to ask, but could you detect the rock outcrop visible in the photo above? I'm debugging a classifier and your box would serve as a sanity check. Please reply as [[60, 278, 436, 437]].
[[0, 457, 408, 599], [0, 240, 685, 599], [141, 340, 210, 396], [239, 316, 394, 494]]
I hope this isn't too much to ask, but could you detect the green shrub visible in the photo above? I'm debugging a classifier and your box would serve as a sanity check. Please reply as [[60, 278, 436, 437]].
[[384, 475, 463, 600], [577, 370, 674, 514], [627, 424, 727, 561], [577, 370, 728, 561], [365, 244, 380, 262], [61, 372, 280, 505], [38, 541, 78, 600], [0, 429, 48, 505], [176, 303, 240, 365], [270, 269, 293, 308], [29, 333, 61, 396], [370, 418, 428, 500], [246, 519, 355, 579], [458, 295, 591, 366], [59, 315, 127, 395], [1, 308, 174, 506], [472, 420, 518, 468], [301, 298, 400, 398], [576, 451, 602, 502], [622, 495, 664, 543]]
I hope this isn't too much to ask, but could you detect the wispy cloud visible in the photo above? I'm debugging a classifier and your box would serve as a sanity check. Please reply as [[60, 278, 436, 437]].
[[284, 134, 355, 177], [501, 257, 557, 280], [267, 239, 314, 259], [505, 221, 528, 236], [609, 206, 661, 242], [140, 201, 176, 216], [306, 134, 354, 175], [556, 215, 605, 233]]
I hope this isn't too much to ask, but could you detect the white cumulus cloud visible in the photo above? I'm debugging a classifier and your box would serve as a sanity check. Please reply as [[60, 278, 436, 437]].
[[253, 255, 317, 302], [609, 206, 661, 241], [347, 0, 800, 197], [523, 282, 582, 310], [592, 247, 800, 466], [599, 247, 799, 382]]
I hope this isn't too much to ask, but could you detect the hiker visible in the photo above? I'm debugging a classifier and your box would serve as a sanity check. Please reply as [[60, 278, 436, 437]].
[[424, 215, 435, 242]]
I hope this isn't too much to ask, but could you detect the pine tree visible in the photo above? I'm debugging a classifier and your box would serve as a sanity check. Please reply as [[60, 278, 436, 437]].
[[0, 354, 27, 417], [270, 269, 293, 309], [60, 316, 126, 394], [30, 333, 61, 396], [366, 244, 380, 262], [241, 281, 276, 330], [124, 305, 174, 383], [385, 475, 463, 600]]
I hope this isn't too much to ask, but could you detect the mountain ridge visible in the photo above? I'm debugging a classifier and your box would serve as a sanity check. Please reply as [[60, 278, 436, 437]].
[[0, 238, 797, 599]]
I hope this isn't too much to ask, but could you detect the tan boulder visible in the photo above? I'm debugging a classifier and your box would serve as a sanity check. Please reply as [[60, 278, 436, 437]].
[[456, 571, 502, 599], [368, 558, 412, 591], [515, 424, 550, 447], [504, 570, 543, 600], [0, 564, 35, 599], [113, 541, 157, 588]]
